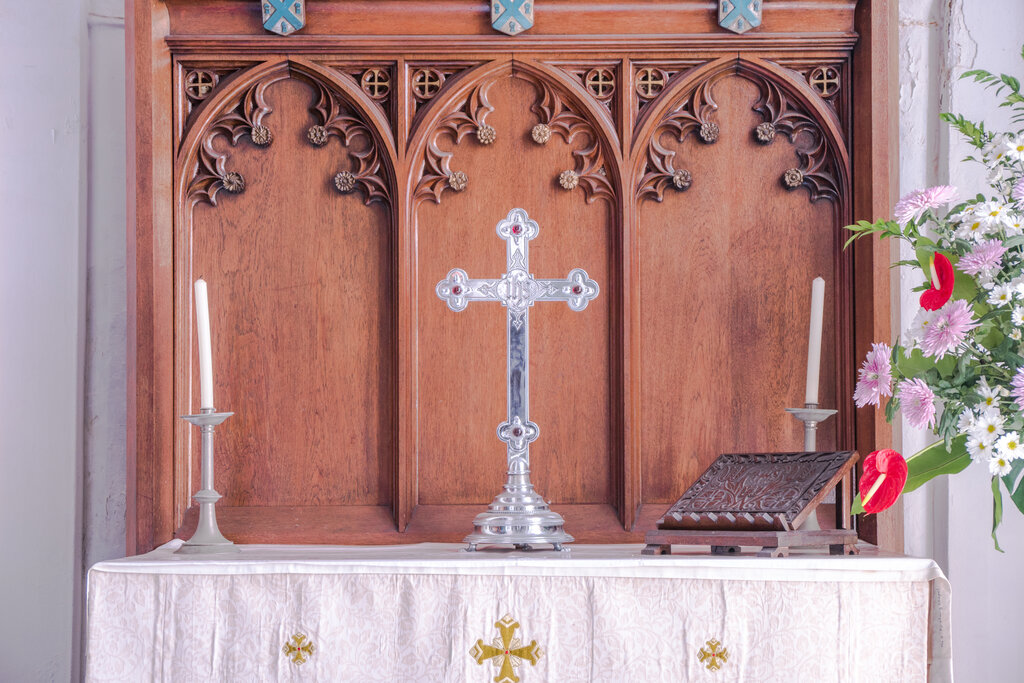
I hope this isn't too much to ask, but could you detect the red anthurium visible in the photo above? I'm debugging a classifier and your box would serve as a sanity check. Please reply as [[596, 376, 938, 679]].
[[860, 449, 909, 514], [919, 253, 955, 311]]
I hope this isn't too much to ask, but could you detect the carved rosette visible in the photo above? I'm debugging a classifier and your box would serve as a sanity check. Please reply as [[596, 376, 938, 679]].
[[637, 78, 717, 202], [414, 82, 495, 204], [186, 75, 281, 206], [527, 78, 614, 204], [752, 75, 841, 203], [307, 79, 391, 206]]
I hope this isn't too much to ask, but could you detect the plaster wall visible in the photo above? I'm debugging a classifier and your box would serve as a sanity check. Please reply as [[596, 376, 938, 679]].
[[0, 1, 86, 680]]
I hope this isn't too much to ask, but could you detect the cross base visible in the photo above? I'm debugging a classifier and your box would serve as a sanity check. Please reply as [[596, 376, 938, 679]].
[[463, 479, 573, 552]]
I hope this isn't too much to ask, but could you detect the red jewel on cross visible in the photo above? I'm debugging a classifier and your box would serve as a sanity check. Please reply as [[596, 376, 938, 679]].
[[452, 285, 463, 295], [572, 285, 582, 294], [512, 224, 522, 235]]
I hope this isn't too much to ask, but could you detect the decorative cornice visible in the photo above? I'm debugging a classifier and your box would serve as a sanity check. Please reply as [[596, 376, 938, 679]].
[[165, 35, 859, 56]]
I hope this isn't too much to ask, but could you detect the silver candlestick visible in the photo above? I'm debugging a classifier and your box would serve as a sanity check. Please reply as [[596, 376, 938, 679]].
[[174, 408, 239, 554], [785, 403, 838, 531], [436, 208, 599, 552], [785, 403, 838, 451]]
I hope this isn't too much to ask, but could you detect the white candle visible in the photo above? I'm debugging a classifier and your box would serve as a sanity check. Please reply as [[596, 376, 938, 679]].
[[804, 277, 825, 406], [194, 279, 214, 410]]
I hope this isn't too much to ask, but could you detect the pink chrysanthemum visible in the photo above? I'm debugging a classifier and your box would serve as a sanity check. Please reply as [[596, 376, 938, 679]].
[[854, 342, 893, 408], [1013, 177, 1024, 202], [1012, 368, 1024, 412], [893, 185, 959, 226], [898, 378, 938, 430], [957, 239, 1007, 276], [919, 299, 978, 359]]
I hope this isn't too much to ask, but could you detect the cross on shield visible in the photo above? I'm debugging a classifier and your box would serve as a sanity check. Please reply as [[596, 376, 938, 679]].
[[718, 0, 762, 34], [262, 0, 305, 36], [491, 0, 534, 37]]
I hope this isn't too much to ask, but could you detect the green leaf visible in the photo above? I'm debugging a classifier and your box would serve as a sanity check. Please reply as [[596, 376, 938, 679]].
[[851, 494, 865, 516], [903, 435, 971, 494], [1001, 460, 1024, 515], [951, 268, 979, 303], [993, 476, 1005, 552], [896, 348, 956, 379], [977, 324, 1005, 350]]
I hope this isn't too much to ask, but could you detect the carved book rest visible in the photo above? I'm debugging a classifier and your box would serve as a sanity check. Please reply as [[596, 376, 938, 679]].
[[642, 451, 860, 557], [127, 1, 898, 552]]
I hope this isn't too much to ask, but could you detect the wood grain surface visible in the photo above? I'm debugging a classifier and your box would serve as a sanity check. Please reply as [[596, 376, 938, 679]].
[[127, 0, 899, 551]]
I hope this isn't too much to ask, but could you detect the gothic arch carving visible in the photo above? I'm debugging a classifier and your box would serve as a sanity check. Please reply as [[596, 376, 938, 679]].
[[175, 58, 397, 209], [632, 57, 850, 211], [407, 59, 622, 206]]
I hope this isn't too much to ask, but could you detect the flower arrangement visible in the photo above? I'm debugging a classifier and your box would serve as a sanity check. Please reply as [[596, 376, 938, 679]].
[[845, 49, 1024, 548]]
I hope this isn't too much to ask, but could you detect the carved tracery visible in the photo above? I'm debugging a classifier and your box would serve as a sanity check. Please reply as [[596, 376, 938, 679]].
[[638, 65, 845, 206], [751, 75, 841, 203], [307, 79, 391, 206], [186, 75, 280, 206], [184, 66, 392, 208], [413, 81, 495, 204], [637, 78, 717, 201], [527, 77, 613, 203]]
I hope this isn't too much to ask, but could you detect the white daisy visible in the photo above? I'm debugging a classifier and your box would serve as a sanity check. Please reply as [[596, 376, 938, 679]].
[[1007, 136, 1024, 164], [1006, 214, 1024, 237], [978, 379, 1004, 409], [996, 431, 1023, 460], [1013, 307, 1024, 327], [973, 408, 1005, 443], [989, 453, 1013, 476], [977, 201, 1010, 231], [968, 435, 993, 462], [958, 408, 977, 433], [987, 283, 1015, 307], [1012, 328, 1023, 342]]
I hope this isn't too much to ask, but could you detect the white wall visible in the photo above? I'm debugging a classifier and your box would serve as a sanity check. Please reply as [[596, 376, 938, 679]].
[[0, 0, 125, 680], [898, 1, 1024, 681], [0, 1, 86, 680]]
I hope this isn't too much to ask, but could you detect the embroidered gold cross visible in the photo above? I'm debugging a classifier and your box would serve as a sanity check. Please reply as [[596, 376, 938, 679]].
[[698, 639, 729, 671], [282, 633, 315, 665], [470, 614, 544, 683]]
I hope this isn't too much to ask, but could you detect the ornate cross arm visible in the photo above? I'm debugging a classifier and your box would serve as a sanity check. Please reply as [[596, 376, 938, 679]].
[[436, 268, 599, 312]]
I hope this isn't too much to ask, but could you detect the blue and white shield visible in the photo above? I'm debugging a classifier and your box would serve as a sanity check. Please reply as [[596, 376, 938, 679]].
[[262, 0, 305, 36], [718, 0, 762, 34], [491, 0, 534, 37]]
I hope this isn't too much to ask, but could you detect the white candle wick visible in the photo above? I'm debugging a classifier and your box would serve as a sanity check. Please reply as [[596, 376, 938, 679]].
[[805, 277, 825, 406], [194, 279, 214, 410]]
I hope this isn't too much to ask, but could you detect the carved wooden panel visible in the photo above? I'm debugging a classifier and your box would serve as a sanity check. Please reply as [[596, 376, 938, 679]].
[[415, 72, 615, 507], [636, 62, 849, 507], [128, 0, 897, 551]]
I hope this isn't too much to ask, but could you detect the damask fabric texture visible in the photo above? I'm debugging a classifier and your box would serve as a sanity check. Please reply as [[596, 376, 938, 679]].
[[85, 543, 950, 682]]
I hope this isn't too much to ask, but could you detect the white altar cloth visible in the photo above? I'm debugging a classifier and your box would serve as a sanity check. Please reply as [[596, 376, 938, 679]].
[[86, 542, 950, 682]]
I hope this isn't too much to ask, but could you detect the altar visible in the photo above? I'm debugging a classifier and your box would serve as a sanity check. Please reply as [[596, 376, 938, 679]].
[[86, 543, 949, 681]]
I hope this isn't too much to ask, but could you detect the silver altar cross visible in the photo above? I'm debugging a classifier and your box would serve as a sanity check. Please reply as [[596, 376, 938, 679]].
[[436, 208, 599, 551]]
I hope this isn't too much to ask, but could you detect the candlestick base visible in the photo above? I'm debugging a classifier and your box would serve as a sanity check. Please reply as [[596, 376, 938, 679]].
[[785, 405, 838, 532], [175, 411, 239, 555]]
